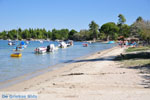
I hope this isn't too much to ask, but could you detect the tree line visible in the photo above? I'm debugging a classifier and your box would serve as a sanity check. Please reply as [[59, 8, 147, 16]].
[[0, 14, 150, 42]]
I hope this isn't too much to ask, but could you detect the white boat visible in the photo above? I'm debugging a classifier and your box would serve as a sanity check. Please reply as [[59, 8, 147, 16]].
[[8, 39, 11, 41], [26, 41, 29, 44], [20, 41, 27, 48], [47, 44, 59, 52], [8, 42, 12, 45], [34, 47, 47, 54], [39, 40, 43, 43], [22, 45, 27, 48], [55, 46, 59, 50], [66, 40, 74, 47], [8, 41, 15, 46], [59, 41, 67, 48]]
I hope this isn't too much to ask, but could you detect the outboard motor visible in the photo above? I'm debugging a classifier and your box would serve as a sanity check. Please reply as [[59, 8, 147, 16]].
[[47, 45, 50, 52], [50, 44, 55, 52]]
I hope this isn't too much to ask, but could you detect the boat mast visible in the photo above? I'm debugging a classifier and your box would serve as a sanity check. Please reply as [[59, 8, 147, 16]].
[[17, 30, 18, 41]]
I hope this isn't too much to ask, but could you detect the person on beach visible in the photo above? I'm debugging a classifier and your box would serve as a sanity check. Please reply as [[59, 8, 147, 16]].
[[119, 40, 124, 48], [124, 40, 129, 47], [16, 46, 18, 51]]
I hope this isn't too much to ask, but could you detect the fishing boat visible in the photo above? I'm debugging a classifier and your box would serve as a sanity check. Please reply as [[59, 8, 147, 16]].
[[34, 47, 47, 54], [11, 53, 22, 57]]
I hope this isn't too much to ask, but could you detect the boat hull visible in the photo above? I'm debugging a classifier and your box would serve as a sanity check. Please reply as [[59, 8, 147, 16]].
[[34, 47, 47, 54], [11, 53, 22, 57]]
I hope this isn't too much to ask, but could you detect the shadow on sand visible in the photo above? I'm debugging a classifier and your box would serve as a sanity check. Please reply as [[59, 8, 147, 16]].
[[115, 52, 150, 60], [64, 52, 150, 88], [64, 56, 117, 64], [115, 52, 150, 88]]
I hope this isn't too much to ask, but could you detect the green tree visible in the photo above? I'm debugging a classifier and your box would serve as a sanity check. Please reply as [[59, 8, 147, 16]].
[[22, 29, 30, 39], [136, 16, 143, 22], [100, 22, 119, 40], [79, 30, 91, 40], [89, 21, 99, 40], [60, 29, 69, 40], [117, 14, 126, 36], [47, 30, 52, 39], [130, 17, 150, 44], [121, 24, 130, 37], [7, 29, 18, 40], [98, 32, 106, 40], [37, 31, 43, 39], [41, 28, 47, 39], [130, 17, 144, 38], [31, 29, 38, 39], [139, 20, 150, 44], [0, 31, 7, 39], [118, 14, 126, 26], [73, 32, 82, 41], [52, 29, 61, 40], [68, 29, 77, 40]]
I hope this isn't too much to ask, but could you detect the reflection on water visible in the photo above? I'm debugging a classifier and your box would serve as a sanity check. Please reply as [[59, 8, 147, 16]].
[[0, 40, 116, 82]]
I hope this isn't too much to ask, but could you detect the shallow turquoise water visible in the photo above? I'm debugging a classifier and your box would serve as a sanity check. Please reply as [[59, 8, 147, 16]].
[[0, 40, 116, 82]]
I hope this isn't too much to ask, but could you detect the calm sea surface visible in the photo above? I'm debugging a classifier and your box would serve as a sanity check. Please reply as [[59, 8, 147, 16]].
[[0, 40, 116, 82]]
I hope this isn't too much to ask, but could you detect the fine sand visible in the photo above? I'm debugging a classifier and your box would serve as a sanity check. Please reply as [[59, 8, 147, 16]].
[[1, 46, 150, 100]]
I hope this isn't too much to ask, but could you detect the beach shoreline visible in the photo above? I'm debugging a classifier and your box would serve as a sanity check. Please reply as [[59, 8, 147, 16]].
[[1, 46, 150, 100], [0, 46, 118, 90]]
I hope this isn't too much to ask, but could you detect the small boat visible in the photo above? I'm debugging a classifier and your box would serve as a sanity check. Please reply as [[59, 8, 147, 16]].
[[8, 39, 11, 41], [39, 40, 43, 43], [25, 41, 30, 44], [83, 43, 88, 47], [66, 40, 74, 47], [47, 44, 59, 52], [11, 53, 22, 57], [34, 47, 47, 54], [59, 41, 67, 48], [20, 41, 27, 48], [8, 41, 15, 45], [108, 41, 115, 44], [55, 46, 59, 50], [8, 42, 12, 45]]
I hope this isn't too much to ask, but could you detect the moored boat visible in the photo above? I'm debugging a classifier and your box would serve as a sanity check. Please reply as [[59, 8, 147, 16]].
[[59, 41, 67, 48], [39, 40, 43, 43], [47, 44, 59, 52], [66, 40, 74, 47], [11, 53, 22, 57], [8, 41, 15, 46], [20, 41, 27, 48], [34, 47, 47, 54], [108, 41, 115, 44], [8, 42, 12, 45], [83, 43, 88, 47]]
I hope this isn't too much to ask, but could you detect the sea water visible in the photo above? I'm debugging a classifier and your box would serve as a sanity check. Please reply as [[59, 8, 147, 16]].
[[0, 40, 116, 82]]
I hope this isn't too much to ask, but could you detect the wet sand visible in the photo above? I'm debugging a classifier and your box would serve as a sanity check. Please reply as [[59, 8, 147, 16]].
[[1, 46, 150, 100]]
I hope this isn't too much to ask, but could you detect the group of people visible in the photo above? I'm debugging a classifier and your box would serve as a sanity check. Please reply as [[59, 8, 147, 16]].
[[118, 40, 137, 48]]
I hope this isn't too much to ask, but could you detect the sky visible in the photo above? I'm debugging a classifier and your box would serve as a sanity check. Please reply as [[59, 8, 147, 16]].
[[0, 0, 150, 32]]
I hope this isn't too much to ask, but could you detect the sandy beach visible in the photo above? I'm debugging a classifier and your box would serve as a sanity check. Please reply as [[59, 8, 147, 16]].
[[1, 46, 150, 100]]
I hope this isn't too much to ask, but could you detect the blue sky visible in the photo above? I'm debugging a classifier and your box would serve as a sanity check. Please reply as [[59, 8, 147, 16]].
[[0, 0, 150, 32]]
